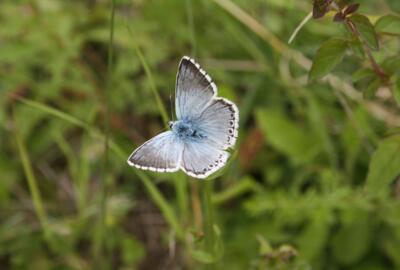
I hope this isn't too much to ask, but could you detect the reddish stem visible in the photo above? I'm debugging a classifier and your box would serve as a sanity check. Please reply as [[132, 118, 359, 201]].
[[345, 19, 388, 82]]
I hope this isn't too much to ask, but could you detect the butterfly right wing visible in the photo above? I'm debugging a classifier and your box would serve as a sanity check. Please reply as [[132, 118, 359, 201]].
[[181, 140, 229, 179], [127, 131, 183, 172], [196, 97, 239, 150], [180, 98, 239, 179], [175, 56, 216, 120]]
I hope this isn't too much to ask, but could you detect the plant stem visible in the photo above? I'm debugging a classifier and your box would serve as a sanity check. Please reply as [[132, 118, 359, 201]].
[[185, 0, 196, 58], [95, 0, 116, 265], [345, 19, 388, 82], [202, 180, 215, 269], [288, 11, 313, 44]]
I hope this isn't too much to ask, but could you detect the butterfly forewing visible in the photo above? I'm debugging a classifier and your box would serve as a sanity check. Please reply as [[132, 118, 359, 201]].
[[175, 56, 216, 120], [127, 131, 183, 172]]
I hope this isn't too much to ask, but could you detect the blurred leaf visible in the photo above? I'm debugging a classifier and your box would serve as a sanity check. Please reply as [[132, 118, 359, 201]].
[[366, 135, 400, 194], [122, 237, 145, 265], [297, 207, 331, 260], [363, 78, 381, 98], [375, 14, 400, 35], [352, 68, 375, 82], [350, 14, 379, 51], [212, 176, 263, 205], [349, 38, 365, 58], [257, 235, 273, 256], [191, 250, 215, 264], [332, 210, 373, 265], [382, 56, 400, 76], [386, 0, 400, 12], [256, 109, 321, 164], [309, 38, 348, 81]]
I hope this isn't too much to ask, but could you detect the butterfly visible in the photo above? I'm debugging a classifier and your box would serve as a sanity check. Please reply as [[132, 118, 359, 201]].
[[127, 56, 239, 179]]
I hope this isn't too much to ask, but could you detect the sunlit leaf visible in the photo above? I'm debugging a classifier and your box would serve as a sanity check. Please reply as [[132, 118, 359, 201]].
[[191, 250, 215, 264]]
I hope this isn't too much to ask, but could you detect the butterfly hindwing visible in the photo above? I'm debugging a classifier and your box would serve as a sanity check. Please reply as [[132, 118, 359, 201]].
[[181, 140, 229, 179], [175, 56, 216, 120], [127, 131, 183, 172], [196, 98, 239, 150]]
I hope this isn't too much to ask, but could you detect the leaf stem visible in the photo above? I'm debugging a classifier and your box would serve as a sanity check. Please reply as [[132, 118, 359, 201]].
[[95, 0, 116, 265], [345, 19, 388, 82]]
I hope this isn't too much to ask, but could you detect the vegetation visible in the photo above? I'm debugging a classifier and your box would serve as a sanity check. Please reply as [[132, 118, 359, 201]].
[[1, 0, 400, 269]]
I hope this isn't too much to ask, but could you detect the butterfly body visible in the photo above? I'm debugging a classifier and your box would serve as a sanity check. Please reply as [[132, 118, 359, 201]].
[[170, 119, 206, 141], [128, 56, 239, 179]]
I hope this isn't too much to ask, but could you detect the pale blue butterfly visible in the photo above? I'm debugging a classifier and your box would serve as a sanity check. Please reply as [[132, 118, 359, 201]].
[[127, 56, 239, 179]]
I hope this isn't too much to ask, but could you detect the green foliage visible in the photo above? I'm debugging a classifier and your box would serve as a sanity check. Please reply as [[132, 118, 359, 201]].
[[375, 14, 400, 35], [1, 0, 400, 269], [349, 14, 379, 51], [256, 109, 321, 164], [366, 135, 400, 195], [309, 38, 348, 80]]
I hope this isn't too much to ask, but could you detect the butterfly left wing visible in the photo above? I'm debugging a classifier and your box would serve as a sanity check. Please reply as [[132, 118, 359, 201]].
[[127, 131, 183, 172]]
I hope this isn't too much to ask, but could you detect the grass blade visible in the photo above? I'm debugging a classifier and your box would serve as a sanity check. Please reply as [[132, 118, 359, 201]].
[[126, 25, 169, 125], [14, 114, 51, 242]]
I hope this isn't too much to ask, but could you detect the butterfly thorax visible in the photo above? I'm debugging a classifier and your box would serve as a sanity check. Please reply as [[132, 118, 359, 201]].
[[169, 120, 205, 140]]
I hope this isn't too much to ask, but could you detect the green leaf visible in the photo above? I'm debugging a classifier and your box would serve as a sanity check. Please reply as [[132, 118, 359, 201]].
[[382, 56, 400, 76], [256, 109, 321, 164], [350, 14, 379, 51], [309, 38, 348, 80], [375, 14, 400, 35], [363, 78, 381, 99], [349, 38, 365, 59], [352, 68, 375, 82], [332, 210, 373, 265], [191, 250, 215, 264], [366, 136, 400, 194]]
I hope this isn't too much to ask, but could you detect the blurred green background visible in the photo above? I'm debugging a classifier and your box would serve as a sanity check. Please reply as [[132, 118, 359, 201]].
[[1, 0, 400, 269]]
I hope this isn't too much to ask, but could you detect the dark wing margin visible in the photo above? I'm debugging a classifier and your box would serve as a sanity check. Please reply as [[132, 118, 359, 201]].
[[175, 56, 217, 120], [196, 97, 239, 150]]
